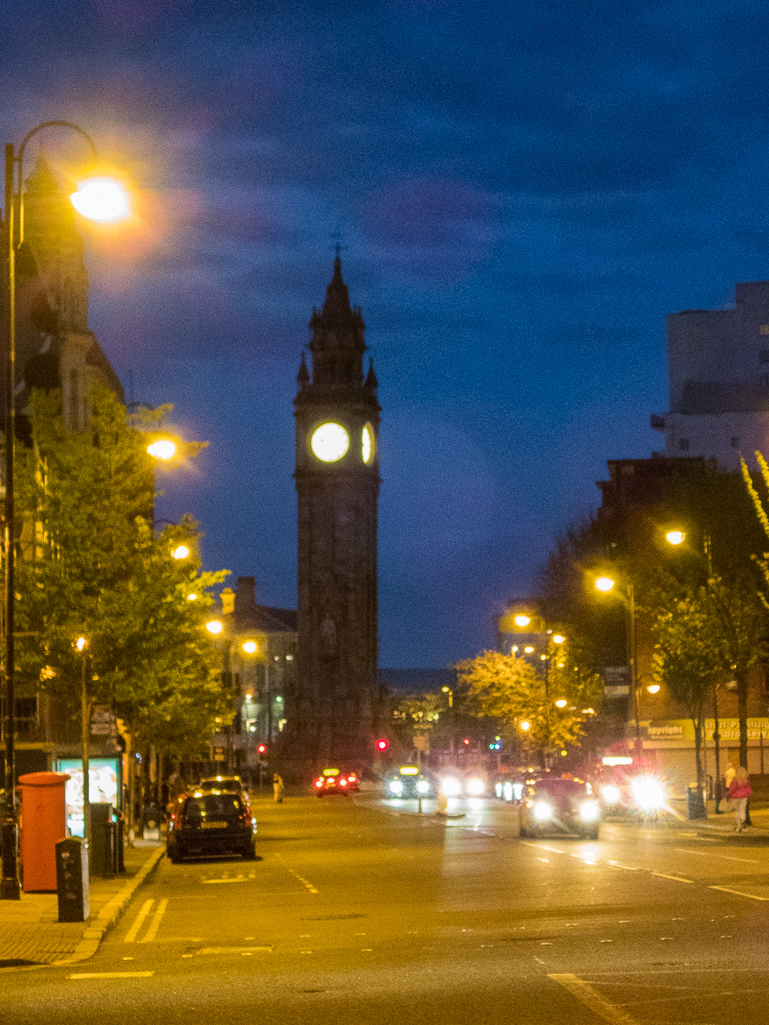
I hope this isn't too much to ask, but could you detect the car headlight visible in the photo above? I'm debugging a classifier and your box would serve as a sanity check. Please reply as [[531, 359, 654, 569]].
[[440, 776, 462, 797], [579, 800, 601, 822], [388, 780, 404, 796], [503, 781, 513, 801], [533, 800, 553, 821], [630, 775, 667, 812], [601, 784, 621, 805], [416, 779, 430, 795], [465, 777, 485, 796]]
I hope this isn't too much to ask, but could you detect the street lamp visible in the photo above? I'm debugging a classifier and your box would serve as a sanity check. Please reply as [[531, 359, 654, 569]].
[[75, 636, 91, 851], [1, 121, 127, 901], [595, 574, 641, 759]]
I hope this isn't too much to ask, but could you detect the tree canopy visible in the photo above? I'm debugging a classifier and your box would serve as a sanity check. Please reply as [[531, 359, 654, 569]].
[[13, 385, 231, 759]]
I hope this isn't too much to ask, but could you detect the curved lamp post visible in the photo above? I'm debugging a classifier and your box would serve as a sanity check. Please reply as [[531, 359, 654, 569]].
[[1, 121, 127, 900], [595, 574, 641, 760]]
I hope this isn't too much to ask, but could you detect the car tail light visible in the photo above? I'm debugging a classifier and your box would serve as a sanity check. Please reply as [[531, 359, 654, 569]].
[[315, 779, 323, 788], [339, 778, 348, 786]]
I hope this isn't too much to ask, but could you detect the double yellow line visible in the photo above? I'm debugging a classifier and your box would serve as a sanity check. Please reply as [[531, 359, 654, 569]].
[[124, 898, 169, 944]]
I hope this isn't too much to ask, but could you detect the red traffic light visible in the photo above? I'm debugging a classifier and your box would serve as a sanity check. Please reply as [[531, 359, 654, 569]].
[[462, 738, 470, 746], [376, 738, 389, 752], [257, 744, 267, 754]]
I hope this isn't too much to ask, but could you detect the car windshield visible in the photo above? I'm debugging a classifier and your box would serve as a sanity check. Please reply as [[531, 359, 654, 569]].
[[185, 794, 244, 818], [534, 780, 589, 796]]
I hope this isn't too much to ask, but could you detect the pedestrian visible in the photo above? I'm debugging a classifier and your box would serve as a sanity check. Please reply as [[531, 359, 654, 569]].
[[273, 772, 285, 803], [727, 765, 753, 832]]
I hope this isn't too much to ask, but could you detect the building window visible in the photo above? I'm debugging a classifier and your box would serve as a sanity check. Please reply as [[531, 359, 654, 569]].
[[678, 438, 690, 451], [760, 349, 769, 363], [730, 437, 740, 448]]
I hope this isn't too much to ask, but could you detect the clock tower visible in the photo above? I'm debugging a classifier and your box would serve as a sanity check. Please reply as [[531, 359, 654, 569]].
[[290, 256, 381, 768]]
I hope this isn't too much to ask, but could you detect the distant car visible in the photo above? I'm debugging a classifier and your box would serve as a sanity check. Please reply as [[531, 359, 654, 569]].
[[166, 790, 257, 862], [313, 768, 360, 796], [196, 775, 245, 795], [519, 777, 601, 839], [493, 776, 525, 803], [385, 766, 436, 798], [437, 770, 488, 798]]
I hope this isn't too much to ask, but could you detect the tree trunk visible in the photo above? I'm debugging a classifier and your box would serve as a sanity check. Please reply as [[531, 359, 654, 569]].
[[693, 718, 705, 792], [737, 669, 749, 769]]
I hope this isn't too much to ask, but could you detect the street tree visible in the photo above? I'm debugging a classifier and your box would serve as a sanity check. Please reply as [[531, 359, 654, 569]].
[[13, 386, 231, 784], [454, 648, 602, 763]]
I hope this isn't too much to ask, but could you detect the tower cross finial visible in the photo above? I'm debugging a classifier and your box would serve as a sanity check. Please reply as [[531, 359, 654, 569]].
[[329, 229, 348, 259]]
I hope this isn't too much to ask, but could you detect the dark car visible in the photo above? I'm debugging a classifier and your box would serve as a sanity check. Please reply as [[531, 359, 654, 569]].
[[196, 775, 245, 795], [519, 777, 601, 839], [385, 766, 435, 798], [166, 790, 257, 862], [313, 767, 360, 796]]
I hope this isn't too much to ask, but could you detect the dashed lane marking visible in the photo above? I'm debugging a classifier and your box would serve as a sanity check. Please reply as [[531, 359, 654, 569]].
[[68, 972, 155, 979], [709, 885, 769, 901], [277, 855, 319, 893], [549, 973, 639, 1025], [651, 872, 693, 883]]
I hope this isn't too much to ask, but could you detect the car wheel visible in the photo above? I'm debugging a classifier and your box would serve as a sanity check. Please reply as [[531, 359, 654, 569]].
[[243, 842, 256, 860], [167, 848, 181, 864]]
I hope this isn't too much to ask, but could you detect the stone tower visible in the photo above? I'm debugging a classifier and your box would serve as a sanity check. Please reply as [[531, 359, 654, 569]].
[[290, 256, 381, 769]]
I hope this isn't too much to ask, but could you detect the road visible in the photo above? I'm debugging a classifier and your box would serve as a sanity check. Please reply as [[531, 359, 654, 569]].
[[5, 793, 769, 1024]]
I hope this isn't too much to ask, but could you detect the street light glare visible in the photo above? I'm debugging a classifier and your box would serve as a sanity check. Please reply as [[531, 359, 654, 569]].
[[519, 720, 531, 731], [171, 545, 190, 560], [75, 636, 86, 651], [514, 614, 531, 627], [147, 439, 177, 461], [552, 634, 565, 644], [70, 177, 129, 222], [555, 699, 567, 708], [666, 530, 685, 546], [242, 640, 257, 654], [206, 619, 224, 635], [595, 576, 615, 592]]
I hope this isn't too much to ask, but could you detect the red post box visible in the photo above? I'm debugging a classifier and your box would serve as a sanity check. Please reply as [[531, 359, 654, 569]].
[[19, 771, 70, 892]]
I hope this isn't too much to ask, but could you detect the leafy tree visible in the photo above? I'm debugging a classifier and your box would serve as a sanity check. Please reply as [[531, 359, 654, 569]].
[[454, 648, 602, 763], [13, 386, 231, 773], [651, 590, 725, 788]]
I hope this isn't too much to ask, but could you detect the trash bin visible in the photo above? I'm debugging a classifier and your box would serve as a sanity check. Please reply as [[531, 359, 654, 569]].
[[686, 784, 707, 819], [18, 771, 70, 892], [90, 803, 117, 877], [56, 836, 90, 922]]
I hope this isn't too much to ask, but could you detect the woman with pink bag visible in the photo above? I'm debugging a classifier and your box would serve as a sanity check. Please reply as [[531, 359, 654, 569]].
[[727, 766, 753, 832]]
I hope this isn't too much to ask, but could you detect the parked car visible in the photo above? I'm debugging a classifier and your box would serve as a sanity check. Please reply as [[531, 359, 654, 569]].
[[166, 790, 257, 862], [519, 777, 601, 839], [313, 767, 360, 796]]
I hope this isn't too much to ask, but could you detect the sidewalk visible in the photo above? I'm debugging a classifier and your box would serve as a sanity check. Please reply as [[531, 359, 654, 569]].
[[671, 799, 769, 834], [0, 839, 164, 971]]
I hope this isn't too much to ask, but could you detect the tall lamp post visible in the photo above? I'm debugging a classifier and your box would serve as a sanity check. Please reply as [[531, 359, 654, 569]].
[[1, 121, 127, 900], [595, 575, 641, 759]]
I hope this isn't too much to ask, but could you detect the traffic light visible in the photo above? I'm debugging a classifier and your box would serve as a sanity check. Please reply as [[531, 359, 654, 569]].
[[257, 743, 268, 764], [462, 737, 470, 746], [376, 738, 389, 752]]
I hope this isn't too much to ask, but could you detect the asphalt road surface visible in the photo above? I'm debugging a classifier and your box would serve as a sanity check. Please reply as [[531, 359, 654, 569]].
[[5, 793, 769, 1025]]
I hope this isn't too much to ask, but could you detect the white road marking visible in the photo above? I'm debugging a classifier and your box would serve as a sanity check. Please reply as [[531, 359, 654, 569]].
[[68, 972, 155, 979], [196, 946, 272, 955], [709, 885, 769, 901], [139, 898, 169, 943], [277, 856, 319, 893], [124, 899, 154, 943], [674, 847, 758, 864], [521, 842, 567, 854], [651, 872, 693, 883], [202, 875, 248, 884], [549, 973, 639, 1025]]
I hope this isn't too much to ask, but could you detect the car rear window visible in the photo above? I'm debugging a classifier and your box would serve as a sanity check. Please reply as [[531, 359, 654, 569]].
[[185, 794, 244, 818]]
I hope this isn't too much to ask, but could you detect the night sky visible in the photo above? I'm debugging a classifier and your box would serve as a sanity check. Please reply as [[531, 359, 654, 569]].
[[3, 1, 769, 668]]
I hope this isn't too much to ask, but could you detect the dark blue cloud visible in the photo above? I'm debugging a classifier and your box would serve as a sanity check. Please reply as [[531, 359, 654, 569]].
[[2, 0, 768, 665]]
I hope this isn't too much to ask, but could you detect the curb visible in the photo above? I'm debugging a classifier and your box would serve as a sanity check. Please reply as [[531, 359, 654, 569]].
[[52, 846, 165, 965]]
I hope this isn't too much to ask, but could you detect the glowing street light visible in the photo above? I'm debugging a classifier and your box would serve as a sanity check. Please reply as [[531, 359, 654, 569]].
[[514, 614, 531, 627], [206, 619, 224, 635], [666, 530, 685, 546], [70, 177, 129, 222], [171, 544, 190, 560], [147, 438, 177, 461], [2, 121, 128, 901], [595, 573, 640, 758], [242, 640, 258, 655]]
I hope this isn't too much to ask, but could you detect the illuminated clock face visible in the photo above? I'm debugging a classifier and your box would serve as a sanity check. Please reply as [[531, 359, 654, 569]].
[[362, 423, 375, 464], [310, 422, 349, 462]]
